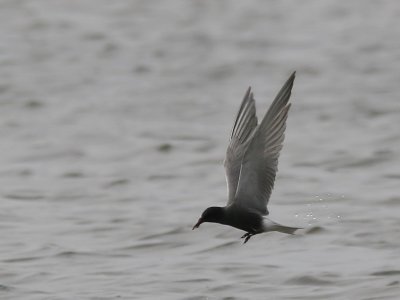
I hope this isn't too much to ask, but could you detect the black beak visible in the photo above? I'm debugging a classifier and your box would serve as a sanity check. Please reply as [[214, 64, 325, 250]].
[[192, 218, 203, 230]]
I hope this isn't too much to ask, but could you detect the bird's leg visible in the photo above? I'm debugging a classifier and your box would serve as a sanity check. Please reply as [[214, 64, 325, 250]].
[[243, 234, 253, 244], [241, 232, 254, 244], [240, 232, 250, 239]]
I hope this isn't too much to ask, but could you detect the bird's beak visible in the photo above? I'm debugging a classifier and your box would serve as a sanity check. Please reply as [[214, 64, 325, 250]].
[[192, 218, 203, 230]]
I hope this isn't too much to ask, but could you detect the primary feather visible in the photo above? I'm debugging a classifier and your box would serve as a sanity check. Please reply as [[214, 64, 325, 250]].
[[224, 87, 258, 204], [226, 72, 295, 215]]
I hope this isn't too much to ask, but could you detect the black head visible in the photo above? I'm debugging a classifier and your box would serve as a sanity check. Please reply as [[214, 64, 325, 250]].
[[192, 206, 225, 230]]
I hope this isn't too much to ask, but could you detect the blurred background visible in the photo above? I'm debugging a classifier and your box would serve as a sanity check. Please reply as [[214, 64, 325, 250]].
[[0, 0, 399, 299]]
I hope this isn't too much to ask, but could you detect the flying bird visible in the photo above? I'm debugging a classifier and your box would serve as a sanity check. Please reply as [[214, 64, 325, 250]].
[[193, 72, 300, 243]]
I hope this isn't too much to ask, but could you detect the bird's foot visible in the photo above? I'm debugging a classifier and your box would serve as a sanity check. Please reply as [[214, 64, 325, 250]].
[[240, 232, 254, 244]]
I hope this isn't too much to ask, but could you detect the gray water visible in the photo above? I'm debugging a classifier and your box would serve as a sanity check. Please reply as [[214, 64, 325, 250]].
[[1, 0, 400, 299]]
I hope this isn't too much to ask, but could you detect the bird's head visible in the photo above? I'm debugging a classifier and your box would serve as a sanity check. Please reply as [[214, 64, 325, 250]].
[[192, 206, 225, 230]]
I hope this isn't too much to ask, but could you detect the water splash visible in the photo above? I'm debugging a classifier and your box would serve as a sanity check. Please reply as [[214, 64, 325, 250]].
[[294, 193, 344, 226]]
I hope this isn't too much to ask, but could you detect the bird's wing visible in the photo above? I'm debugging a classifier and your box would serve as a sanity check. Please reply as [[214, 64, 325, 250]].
[[233, 72, 295, 215], [224, 87, 258, 205]]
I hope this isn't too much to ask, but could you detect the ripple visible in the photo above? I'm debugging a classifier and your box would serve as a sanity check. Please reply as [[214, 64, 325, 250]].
[[118, 241, 169, 250], [3, 256, 42, 263], [140, 227, 184, 240], [4, 190, 45, 201], [209, 284, 235, 292], [104, 178, 130, 188], [194, 241, 238, 253], [305, 226, 326, 234], [52, 250, 113, 259], [175, 278, 212, 283], [62, 171, 85, 178], [24, 99, 44, 109], [285, 275, 334, 286], [382, 197, 400, 206], [370, 270, 400, 276], [147, 174, 178, 181], [157, 143, 173, 152], [0, 284, 14, 291]]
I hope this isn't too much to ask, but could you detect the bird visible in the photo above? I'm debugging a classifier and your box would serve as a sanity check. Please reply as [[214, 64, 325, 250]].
[[192, 72, 300, 244]]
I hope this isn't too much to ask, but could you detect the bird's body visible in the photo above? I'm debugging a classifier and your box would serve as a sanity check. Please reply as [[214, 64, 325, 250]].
[[193, 72, 300, 243]]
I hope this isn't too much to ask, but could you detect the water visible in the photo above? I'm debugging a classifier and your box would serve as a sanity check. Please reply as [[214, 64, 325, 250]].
[[1, 0, 400, 299]]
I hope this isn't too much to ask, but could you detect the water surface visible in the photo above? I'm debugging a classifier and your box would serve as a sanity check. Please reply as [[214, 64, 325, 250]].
[[1, 1, 400, 299]]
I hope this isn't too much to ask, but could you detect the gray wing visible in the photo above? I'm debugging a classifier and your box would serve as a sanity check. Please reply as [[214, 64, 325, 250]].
[[234, 72, 296, 215], [224, 87, 258, 205]]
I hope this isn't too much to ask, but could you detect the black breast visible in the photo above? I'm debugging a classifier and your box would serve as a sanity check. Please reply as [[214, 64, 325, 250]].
[[224, 208, 263, 233]]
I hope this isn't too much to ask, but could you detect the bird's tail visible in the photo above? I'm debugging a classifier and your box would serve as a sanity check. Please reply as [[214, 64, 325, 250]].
[[274, 223, 301, 235]]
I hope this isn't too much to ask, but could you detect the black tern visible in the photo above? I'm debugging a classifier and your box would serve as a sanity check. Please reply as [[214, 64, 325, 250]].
[[193, 72, 300, 243]]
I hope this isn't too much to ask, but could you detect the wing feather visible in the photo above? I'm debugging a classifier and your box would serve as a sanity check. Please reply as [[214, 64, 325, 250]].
[[234, 72, 296, 215], [224, 88, 258, 205]]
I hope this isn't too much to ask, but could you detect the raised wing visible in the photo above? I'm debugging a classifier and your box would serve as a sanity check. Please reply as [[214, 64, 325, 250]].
[[224, 87, 258, 205], [234, 72, 295, 215]]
